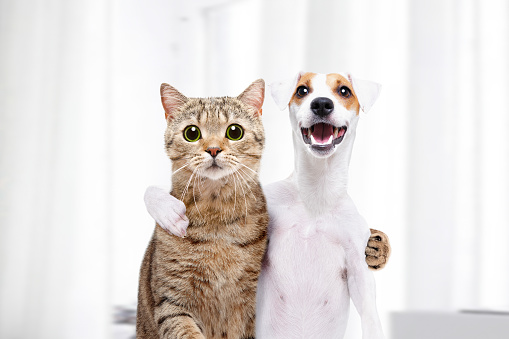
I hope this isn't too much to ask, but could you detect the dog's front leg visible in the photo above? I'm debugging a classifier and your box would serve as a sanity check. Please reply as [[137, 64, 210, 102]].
[[347, 237, 385, 339], [144, 185, 189, 237]]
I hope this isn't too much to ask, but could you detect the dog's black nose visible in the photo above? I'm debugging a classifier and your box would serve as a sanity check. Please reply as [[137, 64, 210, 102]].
[[310, 97, 334, 117]]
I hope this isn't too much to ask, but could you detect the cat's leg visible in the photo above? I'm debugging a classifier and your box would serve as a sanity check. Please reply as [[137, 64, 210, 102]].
[[155, 301, 205, 339], [241, 314, 256, 339], [365, 228, 391, 270], [144, 185, 189, 237], [240, 304, 256, 339]]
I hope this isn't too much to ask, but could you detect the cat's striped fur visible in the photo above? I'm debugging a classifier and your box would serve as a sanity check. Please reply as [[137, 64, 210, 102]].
[[137, 80, 268, 339]]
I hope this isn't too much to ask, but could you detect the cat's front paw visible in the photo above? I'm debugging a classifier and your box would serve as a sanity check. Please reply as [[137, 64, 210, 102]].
[[366, 228, 391, 271], [145, 186, 189, 238]]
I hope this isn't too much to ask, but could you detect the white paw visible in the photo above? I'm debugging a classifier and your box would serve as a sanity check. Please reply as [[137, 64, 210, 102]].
[[155, 201, 189, 238], [144, 186, 189, 238]]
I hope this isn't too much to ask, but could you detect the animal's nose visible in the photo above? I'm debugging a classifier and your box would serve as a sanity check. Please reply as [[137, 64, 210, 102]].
[[310, 97, 334, 117], [206, 147, 222, 158]]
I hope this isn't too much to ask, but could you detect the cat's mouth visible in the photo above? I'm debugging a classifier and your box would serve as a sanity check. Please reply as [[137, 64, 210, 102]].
[[209, 163, 222, 169], [301, 123, 347, 148], [200, 160, 227, 180]]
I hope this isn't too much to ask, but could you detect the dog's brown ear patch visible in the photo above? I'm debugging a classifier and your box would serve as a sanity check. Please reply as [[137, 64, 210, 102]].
[[326, 73, 361, 115], [289, 72, 317, 107]]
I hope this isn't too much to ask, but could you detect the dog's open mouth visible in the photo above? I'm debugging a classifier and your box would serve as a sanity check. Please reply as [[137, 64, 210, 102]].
[[301, 123, 347, 147]]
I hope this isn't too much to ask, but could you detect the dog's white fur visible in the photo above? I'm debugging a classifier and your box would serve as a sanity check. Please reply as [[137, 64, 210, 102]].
[[255, 72, 383, 338], [144, 72, 384, 338]]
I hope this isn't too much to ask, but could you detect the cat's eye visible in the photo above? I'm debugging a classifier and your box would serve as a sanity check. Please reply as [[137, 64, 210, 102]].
[[296, 86, 309, 98], [338, 86, 352, 98], [183, 125, 201, 142], [226, 124, 243, 141]]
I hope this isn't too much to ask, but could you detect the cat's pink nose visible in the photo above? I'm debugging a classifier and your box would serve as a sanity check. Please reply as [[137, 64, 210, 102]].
[[206, 147, 222, 158]]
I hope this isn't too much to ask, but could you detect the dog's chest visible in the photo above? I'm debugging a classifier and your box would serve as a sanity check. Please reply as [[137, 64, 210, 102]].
[[265, 200, 355, 287]]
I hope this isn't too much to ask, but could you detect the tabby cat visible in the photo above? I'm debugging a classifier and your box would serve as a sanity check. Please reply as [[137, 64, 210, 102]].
[[136, 80, 269, 339]]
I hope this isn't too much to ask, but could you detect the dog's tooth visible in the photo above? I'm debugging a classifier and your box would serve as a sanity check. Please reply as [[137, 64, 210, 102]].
[[333, 127, 338, 139], [307, 128, 312, 137], [325, 135, 333, 145], [310, 134, 317, 145]]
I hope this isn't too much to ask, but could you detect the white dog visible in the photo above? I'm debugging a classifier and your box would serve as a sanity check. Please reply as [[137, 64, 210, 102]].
[[144, 72, 385, 338]]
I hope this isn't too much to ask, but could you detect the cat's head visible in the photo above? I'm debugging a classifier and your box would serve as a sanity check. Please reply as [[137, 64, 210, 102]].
[[161, 80, 265, 181]]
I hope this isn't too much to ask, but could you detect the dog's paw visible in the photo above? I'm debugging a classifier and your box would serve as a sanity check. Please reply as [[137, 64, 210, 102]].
[[156, 203, 189, 238], [365, 228, 391, 271], [144, 186, 189, 238]]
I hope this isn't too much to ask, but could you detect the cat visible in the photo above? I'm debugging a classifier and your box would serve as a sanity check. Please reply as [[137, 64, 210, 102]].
[[136, 79, 269, 339]]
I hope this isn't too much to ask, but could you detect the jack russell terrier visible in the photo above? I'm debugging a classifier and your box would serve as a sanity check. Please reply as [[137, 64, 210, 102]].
[[144, 72, 389, 338]]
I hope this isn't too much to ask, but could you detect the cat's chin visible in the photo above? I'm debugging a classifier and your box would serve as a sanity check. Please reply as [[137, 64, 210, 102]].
[[200, 166, 230, 181]]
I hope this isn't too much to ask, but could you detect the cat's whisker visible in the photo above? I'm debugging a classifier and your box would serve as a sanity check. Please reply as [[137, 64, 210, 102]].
[[237, 162, 258, 176], [224, 159, 257, 190], [197, 173, 204, 194], [192, 167, 203, 218], [237, 166, 256, 183], [170, 155, 195, 162], [232, 170, 249, 224], [233, 154, 262, 159], [180, 166, 198, 201], [237, 168, 257, 201], [222, 160, 257, 200], [172, 162, 190, 175], [232, 168, 237, 215]]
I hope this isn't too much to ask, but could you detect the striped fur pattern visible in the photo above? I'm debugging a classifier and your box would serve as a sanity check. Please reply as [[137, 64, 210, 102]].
[[137, 80, 268, 339]]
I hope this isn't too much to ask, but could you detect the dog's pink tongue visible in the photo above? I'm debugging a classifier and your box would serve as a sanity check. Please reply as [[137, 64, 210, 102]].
[[312, 123, 333, 143]]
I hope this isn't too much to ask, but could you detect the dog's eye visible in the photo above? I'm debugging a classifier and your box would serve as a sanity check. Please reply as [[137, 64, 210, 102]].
[[183, 125, 201, 142], [339, 86, 352, 98], [296, 86, 309, 98]]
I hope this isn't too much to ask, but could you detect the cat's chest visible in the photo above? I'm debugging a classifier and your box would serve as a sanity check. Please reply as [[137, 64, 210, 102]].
[[160, 225, 262, 280], [195, 240, 249, 273]]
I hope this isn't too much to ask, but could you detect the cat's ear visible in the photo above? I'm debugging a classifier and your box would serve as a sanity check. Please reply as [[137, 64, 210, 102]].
[[346, 73, 381, 113], [270, 72, 303, 111], [237, 79, 265, 116], [160, 83, 188, 120]]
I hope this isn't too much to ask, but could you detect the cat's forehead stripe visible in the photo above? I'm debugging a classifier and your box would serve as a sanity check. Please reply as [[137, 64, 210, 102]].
[[175, 97, 261, 139]]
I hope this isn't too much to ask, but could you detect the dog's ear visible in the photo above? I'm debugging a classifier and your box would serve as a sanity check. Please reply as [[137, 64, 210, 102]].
[[238, 79, 265, 116], [270, 72, 303, 111], [161, 83, 188, 120], [347, 74, 382, 113]]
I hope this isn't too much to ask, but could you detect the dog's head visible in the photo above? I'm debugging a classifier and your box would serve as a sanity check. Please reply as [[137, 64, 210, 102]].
[[271, 72, 381, 158]]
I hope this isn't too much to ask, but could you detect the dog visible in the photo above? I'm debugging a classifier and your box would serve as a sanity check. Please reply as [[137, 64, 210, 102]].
[[254, 72, 384, 338], [143, 73, 387, 338]]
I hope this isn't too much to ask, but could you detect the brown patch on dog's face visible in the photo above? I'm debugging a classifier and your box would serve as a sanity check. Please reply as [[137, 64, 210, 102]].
[[326, 73, 360, 114], [289, 72, 317, 107]]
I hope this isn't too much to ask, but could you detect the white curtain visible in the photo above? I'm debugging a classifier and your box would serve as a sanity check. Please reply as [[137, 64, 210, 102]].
[[1, 0, 508, 338], [0, 0, 113, 338], [406, 0, 509, 311]]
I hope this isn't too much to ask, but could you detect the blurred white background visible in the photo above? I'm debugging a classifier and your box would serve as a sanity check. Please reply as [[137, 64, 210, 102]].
[[1, 0, 508, 338]]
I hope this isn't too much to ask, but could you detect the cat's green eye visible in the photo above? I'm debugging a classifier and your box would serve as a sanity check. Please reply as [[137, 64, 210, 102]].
[[226, 124, 244, 141], [183, 125, 201, 142]]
